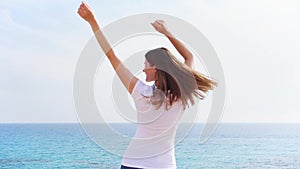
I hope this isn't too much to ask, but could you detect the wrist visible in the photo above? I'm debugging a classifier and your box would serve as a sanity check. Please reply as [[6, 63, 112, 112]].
[[89, 19, 100, 32], [164, 31, 173, 38], [88, 18, 98, 25]]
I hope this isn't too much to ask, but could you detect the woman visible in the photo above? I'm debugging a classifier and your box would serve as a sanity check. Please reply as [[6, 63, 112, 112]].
[[77, 2, 217, 169]]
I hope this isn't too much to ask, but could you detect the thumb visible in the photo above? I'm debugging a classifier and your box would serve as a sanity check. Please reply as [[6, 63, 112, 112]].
[[151, 22, 158, 28], [156, 20, 164, 24]]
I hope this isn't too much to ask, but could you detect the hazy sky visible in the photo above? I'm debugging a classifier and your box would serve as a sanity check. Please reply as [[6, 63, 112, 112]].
[[0, 0, 299, 123]]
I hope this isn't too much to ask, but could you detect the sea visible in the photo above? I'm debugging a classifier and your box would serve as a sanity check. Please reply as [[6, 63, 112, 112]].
[[0, 123, 300, 169]]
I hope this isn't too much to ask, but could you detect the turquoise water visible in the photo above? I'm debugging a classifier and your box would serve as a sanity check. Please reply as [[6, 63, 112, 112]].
[[0, 123, 300, 168]]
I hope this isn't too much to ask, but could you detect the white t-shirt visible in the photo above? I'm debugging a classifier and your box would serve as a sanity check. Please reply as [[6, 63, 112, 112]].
[[121, 79, 184, 169]]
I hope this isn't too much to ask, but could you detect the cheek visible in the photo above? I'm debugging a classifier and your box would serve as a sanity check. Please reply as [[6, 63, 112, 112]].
[[149, 71, 156, 77], [144, 69, 156, 77], [144, 70, 149, 75]]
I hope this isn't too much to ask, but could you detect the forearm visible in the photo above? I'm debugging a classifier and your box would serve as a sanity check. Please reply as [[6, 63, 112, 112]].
[[165, 31, 194, 62], [89, 19, 115, 59], [77, 1, 138, 94], [151, 20, 194, 68], [88, 19, 136, 93]]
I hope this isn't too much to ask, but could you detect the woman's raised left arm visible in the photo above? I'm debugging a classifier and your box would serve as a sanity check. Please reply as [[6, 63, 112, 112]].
[[77, 2, 138, 94]]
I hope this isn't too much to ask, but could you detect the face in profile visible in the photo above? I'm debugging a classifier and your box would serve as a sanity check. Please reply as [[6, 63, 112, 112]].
[[143, 59, 157, 82]]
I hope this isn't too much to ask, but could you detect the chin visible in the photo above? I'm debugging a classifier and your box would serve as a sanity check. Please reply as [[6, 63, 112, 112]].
[[145, 78, 154, 82]]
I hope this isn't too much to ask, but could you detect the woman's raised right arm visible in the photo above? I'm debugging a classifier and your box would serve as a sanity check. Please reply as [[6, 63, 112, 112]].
[[77, 2, 138, 94], [151, 20, 194, 69]]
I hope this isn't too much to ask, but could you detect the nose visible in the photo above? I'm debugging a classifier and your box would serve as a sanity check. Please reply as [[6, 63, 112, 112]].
[[143, 68, 150, 72], [143, 67, 153, 72]]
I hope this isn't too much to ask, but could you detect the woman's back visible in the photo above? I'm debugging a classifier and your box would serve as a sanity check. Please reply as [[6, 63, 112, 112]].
[[122, 79, 183, 169]]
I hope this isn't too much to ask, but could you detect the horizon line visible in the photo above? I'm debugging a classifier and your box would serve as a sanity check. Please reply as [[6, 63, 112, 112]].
[[1, 122, 300, 124]]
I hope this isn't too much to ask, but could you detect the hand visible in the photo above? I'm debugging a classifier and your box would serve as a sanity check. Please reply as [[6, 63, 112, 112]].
[[151, 20, 170, 36], [77, 1, 96, 23]]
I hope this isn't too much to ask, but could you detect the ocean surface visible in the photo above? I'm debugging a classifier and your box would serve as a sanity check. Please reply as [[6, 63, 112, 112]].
[[0, 123, 300, 169]]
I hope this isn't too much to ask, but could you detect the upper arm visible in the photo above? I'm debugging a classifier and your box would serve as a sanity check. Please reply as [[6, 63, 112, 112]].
[[90, 22, 139, 94], [106, 51, 139, 95], [165, 34, 195, 69], [128, 77, 138, 94]]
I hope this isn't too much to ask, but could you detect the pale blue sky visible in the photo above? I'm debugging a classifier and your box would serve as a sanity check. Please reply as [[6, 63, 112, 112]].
[[0, 0, 299, 123]]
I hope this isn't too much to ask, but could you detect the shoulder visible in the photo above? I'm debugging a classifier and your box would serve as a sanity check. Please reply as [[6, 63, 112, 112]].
[[131, 79, 153, 99]]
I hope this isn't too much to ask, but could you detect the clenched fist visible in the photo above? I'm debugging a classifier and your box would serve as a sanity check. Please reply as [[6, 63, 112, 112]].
[[77, 1, 95, 23]]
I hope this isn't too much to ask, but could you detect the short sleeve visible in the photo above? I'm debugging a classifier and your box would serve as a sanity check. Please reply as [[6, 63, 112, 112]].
[[131, 79, 152, 99], [131, 79, 144, 97], [130, 79, 153, 112]]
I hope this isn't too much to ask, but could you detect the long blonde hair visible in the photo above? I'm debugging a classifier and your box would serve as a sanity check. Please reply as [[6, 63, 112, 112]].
[[144, 47, 218, 110]]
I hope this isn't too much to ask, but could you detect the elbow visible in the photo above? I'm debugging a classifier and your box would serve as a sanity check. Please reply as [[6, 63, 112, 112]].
[[187, 51, 194, 60], [184, 58, 194, 69]]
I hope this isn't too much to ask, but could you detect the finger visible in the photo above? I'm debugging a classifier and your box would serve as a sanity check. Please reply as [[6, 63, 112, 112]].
[[152, 23, 159, 29], [154, 20, 161, 24], [156, 21, 163, 26], [77, 10, 83, 17], [151, 21, 158, 27], [82, 1, 91, 10], [80, 10, 86, 16], [80, 3, 85, 9], [81, 8, 88, 16], [78, 6, 84, 12], [156, 21, 164, 26], [157, 20, 164, 24], [81, 4, 87, 10], [78, 8, 86, 17], [79, 2, 87, 10], [78, 9, 84, 17], [82, 1, 88, 6], [77, 7, 82, 13], [154, 21, 159, 26], [151, 22, 158, 26], [78, 7, 83, 13]]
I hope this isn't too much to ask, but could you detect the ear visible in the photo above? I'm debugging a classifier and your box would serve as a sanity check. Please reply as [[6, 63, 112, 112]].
[[153, 65, 157, 72]]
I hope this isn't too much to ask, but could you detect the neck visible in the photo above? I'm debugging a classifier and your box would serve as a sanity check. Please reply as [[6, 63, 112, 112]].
[[154, 80, 158, 88]]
